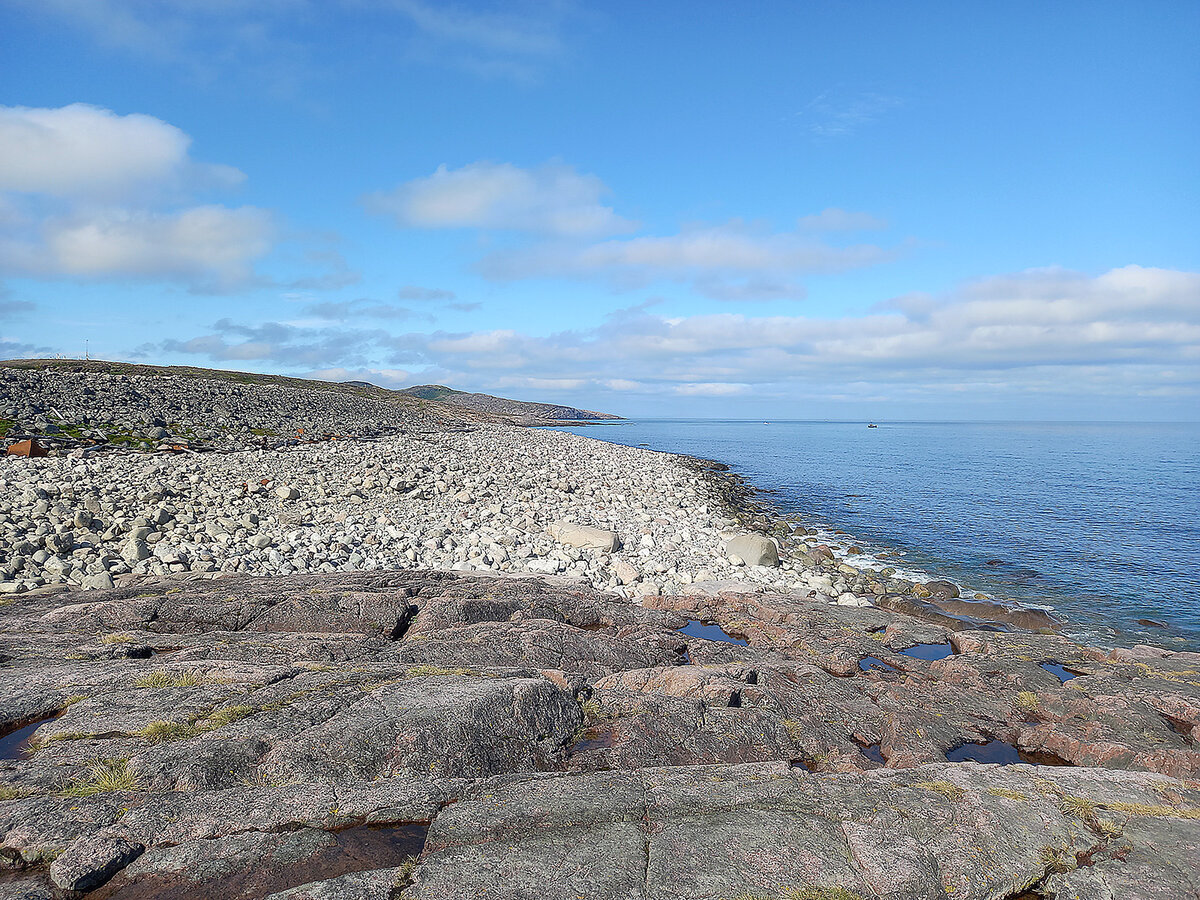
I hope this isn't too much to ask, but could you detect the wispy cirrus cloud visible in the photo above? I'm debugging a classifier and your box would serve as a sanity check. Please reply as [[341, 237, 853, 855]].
[[0, 299, 35, 319], [7, 0, 576, 89], [388, 0, 578, 79], [800, 89, 903, 138]]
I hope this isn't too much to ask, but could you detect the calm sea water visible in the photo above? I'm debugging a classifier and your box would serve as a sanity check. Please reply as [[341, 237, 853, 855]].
[[556, 420, 1200, 651]]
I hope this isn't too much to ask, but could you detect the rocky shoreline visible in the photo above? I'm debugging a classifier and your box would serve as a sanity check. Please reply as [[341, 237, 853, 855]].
[[1, 369, 1198, 898]]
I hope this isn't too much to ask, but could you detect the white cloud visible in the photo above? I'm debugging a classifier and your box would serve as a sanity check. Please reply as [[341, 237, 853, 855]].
[[2, 206, 273, 289], [366, 161, 636, 236], [0, 103, 243, 200], [391, 0, 564, 58], [0, 104, 289, 290]]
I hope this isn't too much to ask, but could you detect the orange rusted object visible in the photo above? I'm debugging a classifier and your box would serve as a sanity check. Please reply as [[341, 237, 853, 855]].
[[6, 439, 47, 458], [296, 427, 305, 437]]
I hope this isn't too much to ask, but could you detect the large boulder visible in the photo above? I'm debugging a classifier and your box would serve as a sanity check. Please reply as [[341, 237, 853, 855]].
[[546, 523, 620, 552], [724, 533, 779, 567]]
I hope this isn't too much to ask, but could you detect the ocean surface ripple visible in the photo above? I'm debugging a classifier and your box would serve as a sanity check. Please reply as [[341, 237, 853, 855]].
[[568, 420, 1200, 651]]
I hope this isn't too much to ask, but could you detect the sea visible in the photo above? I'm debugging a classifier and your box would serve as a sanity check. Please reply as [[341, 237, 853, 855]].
[[552, 420, 1200, 652]]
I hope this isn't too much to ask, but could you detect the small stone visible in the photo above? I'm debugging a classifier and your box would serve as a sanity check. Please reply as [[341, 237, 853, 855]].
[[613, 558, 639, 585], [276, 486, 300, 500], [45, 532, 75, 555]]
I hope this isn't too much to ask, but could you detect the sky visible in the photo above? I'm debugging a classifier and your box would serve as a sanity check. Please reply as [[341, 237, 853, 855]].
[[0, 1, 1197, 420]]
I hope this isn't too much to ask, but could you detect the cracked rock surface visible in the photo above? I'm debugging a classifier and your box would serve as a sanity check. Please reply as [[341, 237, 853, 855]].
[[0, 570, 1197, 899]]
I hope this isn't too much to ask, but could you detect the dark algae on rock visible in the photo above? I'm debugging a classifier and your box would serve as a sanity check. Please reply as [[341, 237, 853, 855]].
[[0, 569, 1198, 898]]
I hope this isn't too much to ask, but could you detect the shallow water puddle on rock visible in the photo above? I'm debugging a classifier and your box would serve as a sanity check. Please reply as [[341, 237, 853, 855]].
[[572, 725, 617, 752], [678, 620, 748, 646], [853, 738, 885, 764], [0, 711, 64, 760], [858, 656, 898, 673], [93, 823, 429, 900], [1040, 662, 1081, 683], [947, 739, 1073, 766], [897, 642, 955, 661]]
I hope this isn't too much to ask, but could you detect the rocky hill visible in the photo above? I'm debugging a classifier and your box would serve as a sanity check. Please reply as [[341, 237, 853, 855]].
[[0, 360, 608, 453], [400, 384, 620, 422]]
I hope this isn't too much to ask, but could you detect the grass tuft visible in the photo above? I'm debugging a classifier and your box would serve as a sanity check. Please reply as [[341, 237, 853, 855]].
[[1016, 691, 1040, 714], [1038, 844, 1076, 873], [61, 758, 138, 797], [138, 720, 200, 744], [1101, 801, 1200, 819], [579, 698, 605, 721], [986, 787, 1029, 801], [0, 784, 36, 801], [134, 669, 208, 689], [100, 633, 137, 645], [203, 705, 254, 729]]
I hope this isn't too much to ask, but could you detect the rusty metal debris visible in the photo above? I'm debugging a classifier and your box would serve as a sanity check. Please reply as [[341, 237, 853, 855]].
[[6, 439, 47, 458]]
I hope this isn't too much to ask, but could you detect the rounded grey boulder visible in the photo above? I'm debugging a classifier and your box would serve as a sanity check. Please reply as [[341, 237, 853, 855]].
[[724, 533, 779, 567]]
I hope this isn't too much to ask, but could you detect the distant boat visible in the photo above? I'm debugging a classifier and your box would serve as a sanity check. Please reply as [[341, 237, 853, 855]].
[[867, 423, 878, 428]]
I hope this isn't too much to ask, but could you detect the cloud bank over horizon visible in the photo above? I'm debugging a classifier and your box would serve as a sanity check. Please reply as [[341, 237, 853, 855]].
[[127, 264, 1200, 415]]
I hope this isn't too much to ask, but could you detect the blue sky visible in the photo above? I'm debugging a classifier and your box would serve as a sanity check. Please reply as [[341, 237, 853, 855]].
[[0, 1, 1197, 419]]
